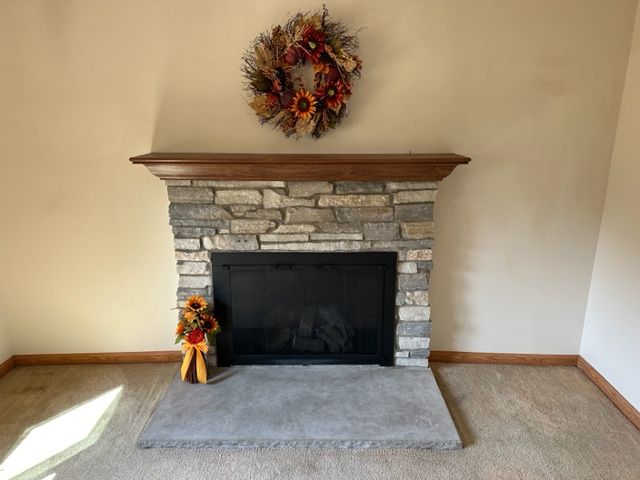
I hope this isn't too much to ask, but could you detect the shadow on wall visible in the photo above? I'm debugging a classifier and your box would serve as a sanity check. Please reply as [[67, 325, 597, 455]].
[[429, 168, 474, 351]]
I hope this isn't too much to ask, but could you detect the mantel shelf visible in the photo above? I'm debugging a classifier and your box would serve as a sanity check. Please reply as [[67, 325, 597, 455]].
[[130, 152, 470, 181]]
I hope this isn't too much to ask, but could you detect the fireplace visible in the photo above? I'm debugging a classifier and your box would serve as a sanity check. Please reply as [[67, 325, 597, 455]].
[[130, 152, 470, 367], [213, 252, 397, 366]]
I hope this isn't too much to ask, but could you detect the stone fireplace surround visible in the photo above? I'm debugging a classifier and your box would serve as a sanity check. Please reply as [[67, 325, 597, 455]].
[[131, 153, 469, 368]]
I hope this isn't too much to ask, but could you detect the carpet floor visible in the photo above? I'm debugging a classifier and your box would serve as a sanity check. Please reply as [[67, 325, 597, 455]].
[[0, 363, 638, 479]]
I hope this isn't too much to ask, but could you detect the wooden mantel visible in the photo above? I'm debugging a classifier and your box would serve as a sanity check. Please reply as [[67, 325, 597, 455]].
[[130, 153, 470, 181]]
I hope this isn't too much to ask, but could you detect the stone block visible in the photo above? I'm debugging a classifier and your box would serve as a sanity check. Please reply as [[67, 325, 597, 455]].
[[394, 351, 410, 358], [398, 336, 430, 350], [229, 205, 250, 216], [175, 250, 210, 262], [396, 321, 431, 336], [245, 209, 283, 220], [398, 262, 418, 274], [393, 190, 437, 204], [410, 349, 430, 358], [363, 222, 399, 240], [263, 190, 314, 209], [174, 238, 200, 250], [203, 235, 259, 251], [286, 207, 335, 223], [170, 218, 230, 228], [172, 226, 218, 238], [398, 306, 430, 322], [317, 223, 362, 233], [193, 180, 285, 188], [178, 275, 211, 289], [288, 182, 333, 197], [310, 233, 363, 241], [261, 241, 362, 252], [167, 187, 214, 203], [406, 249, 433, 261], [372, 240, 433, 251], [176, 288, 212, 303], [386, 181, 437, 191], [398, 274, 427, 291], [335, 207, 393, 222], [318, 194, 389, 207], [165, 180, 191, 186], [215, 190, 262, 205], [177, 262, 209, 275], [335, 182, 385, 194], [272, 224, 316, 233], [169, 204, 232, 220], [394, 204, 434, 222], [395, 358, 429, 367], [401, 222, 435, 239], [404, 291, 429, 306], [416, 261, 433, 273], [230, 219, 275, 234], [259, 234, 309, 242]]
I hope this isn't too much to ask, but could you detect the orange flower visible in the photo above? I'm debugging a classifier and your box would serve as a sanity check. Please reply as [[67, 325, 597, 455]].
[[317, 81, 346, 110], [175, 323, 185, 335], [289, 90, 317, 120], [313, 62, 330, 75], [182, 309, 197, 322], [201, 313, 218, 333], [185, 295, 207, 312]]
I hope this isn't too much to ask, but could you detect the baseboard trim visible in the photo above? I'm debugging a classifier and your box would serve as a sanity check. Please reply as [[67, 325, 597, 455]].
[[3, 349, 638, 431], [577, 356, 640, 431], [13, 350, 182, 366], [429, 350, 578, 366], [0, 356, 15, 379]]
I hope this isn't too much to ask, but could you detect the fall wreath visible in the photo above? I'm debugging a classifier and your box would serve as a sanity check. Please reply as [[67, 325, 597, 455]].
[[242, 7, 362, 139]]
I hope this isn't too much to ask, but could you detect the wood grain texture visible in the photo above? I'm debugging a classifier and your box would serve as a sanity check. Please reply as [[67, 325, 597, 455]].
[[430, 350, 579, 366], [0, 356, 15, 379], [577, 356, 640, 430], [130, 152, 471, 181], [13, 351, 181, 366]]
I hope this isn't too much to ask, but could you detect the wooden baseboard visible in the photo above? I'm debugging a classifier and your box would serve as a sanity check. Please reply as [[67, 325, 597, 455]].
[[0, 356, 15, 379], [577, 356, 640, 431], [430, 350, 579, 366], [12, 350, 181, 366], [3, 349, 638, 432]]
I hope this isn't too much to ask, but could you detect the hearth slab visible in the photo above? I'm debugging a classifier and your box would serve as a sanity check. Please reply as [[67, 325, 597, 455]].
[[137, 365, 462, 449]]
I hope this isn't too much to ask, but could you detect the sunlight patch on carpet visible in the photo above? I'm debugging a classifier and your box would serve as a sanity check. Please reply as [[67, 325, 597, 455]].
[[0, 387, 122, 479]]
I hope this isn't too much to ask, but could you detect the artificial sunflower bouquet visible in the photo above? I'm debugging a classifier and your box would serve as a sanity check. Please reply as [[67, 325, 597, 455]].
[[175, 296, 220, 384]]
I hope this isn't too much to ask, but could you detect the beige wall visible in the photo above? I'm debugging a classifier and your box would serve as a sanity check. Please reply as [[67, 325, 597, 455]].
[[0, 0, 636, 355], [0, 302, 11, 363], [581, 6, 640, 410]]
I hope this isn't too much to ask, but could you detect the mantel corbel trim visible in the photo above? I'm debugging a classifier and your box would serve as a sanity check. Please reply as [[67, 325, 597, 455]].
[[130, 153, 470, 181]]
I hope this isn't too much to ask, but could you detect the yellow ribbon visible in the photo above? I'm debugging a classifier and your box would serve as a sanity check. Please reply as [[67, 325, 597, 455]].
[[181, 341, 208, 384]]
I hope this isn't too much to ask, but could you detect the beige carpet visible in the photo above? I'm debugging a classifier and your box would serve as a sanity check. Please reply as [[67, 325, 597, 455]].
[[0, 363, 638, 479]]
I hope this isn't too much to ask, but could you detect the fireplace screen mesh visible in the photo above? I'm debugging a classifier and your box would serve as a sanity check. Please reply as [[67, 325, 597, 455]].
[[212, 252, 396, 366]]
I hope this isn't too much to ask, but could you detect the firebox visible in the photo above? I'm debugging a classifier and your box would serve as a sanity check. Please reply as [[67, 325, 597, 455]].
[[212, 252, 397, 366]]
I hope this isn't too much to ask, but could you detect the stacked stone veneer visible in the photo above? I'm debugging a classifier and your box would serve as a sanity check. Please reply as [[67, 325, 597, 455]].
[[167, 180, 437, 367]]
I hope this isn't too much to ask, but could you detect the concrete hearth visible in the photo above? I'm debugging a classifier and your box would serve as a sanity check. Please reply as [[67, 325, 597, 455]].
[[138, 365, 462, 449]]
